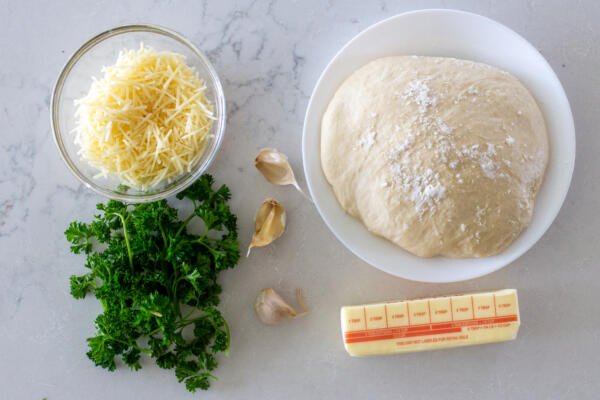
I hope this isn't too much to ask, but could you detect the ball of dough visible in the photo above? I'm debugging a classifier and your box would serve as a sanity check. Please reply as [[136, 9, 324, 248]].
[[321, 56, 549, 258]]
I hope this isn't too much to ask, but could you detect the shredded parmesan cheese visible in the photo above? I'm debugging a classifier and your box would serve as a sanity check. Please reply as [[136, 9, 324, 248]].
[[74, 44, 215, 189]]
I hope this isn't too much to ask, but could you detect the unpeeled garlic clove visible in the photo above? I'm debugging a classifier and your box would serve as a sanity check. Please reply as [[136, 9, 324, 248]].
[[255, 148, 311, 200], [255, 288, 308, 325], [247, 198, 286, 256]]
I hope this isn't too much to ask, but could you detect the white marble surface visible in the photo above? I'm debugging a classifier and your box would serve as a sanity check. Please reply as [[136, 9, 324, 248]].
[[1, 1, 598, 399]]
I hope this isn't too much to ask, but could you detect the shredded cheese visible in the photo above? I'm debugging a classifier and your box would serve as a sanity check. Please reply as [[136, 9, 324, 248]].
[[74, 44, 215, 189]]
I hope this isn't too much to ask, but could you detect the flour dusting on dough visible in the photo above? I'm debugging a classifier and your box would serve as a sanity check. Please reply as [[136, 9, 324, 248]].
[[321, 56, 548, 258]]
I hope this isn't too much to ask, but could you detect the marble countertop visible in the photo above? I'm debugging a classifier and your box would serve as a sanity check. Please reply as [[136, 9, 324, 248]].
[[1, 1, 599, 399]]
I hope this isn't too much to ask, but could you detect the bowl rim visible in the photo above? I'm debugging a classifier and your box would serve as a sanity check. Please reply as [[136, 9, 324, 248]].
[[51, 24, 226, 202], [302, 9, 576, 282]]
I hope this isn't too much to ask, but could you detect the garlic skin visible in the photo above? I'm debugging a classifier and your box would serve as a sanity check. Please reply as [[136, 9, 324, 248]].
[[255, 148, 311, 200], [247, 198, 286, 256], [255, 288, 308, 325]]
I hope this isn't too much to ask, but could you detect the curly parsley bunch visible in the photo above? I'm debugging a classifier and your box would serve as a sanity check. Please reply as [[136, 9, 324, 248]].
[[66, 174, 240, 392]]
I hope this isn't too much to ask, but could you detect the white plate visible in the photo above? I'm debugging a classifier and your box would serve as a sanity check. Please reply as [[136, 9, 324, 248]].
[[302, 9, 575, 283]]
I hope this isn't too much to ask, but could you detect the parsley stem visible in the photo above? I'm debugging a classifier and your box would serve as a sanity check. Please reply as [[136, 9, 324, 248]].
[[146, 311, 202, 337], [176, 316, 205, 327], [181, 309, 197, 321], [114, 213, 133, 269], [106, 335, 151, 355], [159, 224, 167, 248], [174, 212, 196, 238], [194, 238, 216, 258]]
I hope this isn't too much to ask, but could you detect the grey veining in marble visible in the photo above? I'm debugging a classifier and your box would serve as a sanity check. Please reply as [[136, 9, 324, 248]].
[[1, 1, 599, 399]]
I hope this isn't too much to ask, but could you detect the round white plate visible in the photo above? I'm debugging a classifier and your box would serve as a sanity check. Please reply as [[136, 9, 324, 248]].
[[302, 9, 575, 283]]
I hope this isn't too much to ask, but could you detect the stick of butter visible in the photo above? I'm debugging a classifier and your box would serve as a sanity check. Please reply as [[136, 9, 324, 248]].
[[341, 289, 520, 356]]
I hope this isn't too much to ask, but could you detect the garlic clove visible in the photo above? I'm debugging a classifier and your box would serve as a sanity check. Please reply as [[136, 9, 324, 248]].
[[255, 148, 296, 186], [255, 148, 311, 200], [247, 198, 286, 256], [255, 288, 297, 325], [254, 288, 308, 325]]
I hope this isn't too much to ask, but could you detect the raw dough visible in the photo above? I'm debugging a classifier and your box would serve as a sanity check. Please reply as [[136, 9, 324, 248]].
[[321, 56, 549, 257]]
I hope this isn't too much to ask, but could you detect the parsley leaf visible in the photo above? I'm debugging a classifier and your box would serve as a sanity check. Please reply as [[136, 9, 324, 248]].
[[66, 174, 240, 392]]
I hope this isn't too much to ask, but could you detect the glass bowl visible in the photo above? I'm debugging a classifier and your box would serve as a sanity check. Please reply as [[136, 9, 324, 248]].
[[51, 24, 226, 202]]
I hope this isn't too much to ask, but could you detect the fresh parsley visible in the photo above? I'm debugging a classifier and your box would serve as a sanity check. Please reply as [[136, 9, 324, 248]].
[[66, 174, 240, 392]]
